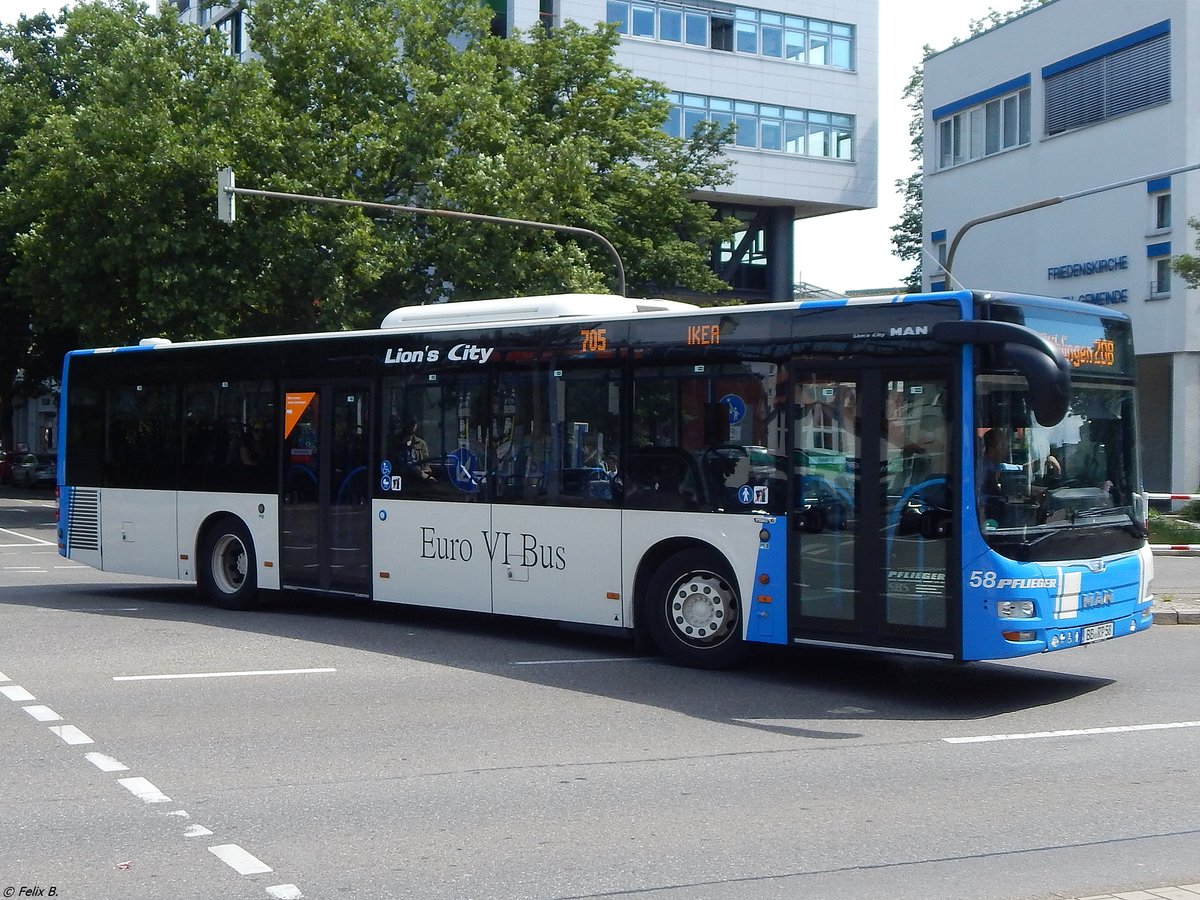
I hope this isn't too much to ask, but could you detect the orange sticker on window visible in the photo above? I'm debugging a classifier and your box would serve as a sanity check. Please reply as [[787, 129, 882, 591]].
[[283, 392, 316, 438]]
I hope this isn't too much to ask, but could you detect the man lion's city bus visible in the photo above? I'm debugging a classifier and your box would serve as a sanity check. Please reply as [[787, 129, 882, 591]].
[[57, 289, 1152, 667]]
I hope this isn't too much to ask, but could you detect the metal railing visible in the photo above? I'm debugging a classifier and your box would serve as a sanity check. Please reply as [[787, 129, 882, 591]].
[[1146, 492, 1200, 553]]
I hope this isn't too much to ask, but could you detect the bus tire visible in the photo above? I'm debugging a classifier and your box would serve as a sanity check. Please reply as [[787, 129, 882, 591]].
[[198, 516, 259, 610], [645, 548, 747, 669]]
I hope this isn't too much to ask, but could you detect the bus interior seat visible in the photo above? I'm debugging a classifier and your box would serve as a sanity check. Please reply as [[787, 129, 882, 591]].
[[624, 449, 701, 510]]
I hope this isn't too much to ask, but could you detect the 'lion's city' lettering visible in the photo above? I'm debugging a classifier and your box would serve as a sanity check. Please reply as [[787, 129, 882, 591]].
[[384, 343, 494, 365]]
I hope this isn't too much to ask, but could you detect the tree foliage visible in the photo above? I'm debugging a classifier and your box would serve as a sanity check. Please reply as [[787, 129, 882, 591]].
[[0, 0, 734, 436], [888, 50, 931, 293], [1173, 218, 1200, 289]]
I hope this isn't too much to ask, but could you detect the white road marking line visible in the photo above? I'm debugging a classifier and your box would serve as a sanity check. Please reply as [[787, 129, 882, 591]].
[[113, 667, 336, 682], [54, 565, 90, 570], [0, 526, 55, 546], [511, 657, 646, 666], [2, 685, 36, 702], [0, 671, 8, 682], [23, 705, 61, 722], [85, 752, 129, 772], [184, 824, 215, 838], [49, 724, 94, 745], [944, 720, 1200, 744], [209, 844, 273, 875], [118, 777, 171, 803], [267, 885, 304, 899], [2, 566, 46, 571]]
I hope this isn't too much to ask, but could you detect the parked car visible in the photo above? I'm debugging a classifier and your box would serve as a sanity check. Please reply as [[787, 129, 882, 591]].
[[0, 450, 15, 484], [797, 474, 855, 532], [11, 452, 56, 488]]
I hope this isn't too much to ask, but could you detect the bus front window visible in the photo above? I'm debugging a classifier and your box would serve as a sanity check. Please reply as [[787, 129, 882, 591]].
[[975, 373, 1142, 558]]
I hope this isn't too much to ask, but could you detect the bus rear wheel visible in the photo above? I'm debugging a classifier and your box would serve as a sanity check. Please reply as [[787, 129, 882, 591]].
[[646, 548, 746, 669], [198, 516, 259, 610]]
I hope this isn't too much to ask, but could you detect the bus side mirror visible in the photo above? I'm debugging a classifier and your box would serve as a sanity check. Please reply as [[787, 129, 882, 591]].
[[931, 320, 1071, 427]]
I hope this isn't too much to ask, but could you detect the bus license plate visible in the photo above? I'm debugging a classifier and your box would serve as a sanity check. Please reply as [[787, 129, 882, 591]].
[[1082, 621, 1114, 644]]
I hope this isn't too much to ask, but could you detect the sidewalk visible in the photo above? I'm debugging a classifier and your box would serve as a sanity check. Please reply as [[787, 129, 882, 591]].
[[1151, 591, 1200, 625]]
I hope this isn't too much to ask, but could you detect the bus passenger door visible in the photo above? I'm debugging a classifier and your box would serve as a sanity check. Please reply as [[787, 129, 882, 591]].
[[280, 384, 372, 595], [791, 369, 955, 654]]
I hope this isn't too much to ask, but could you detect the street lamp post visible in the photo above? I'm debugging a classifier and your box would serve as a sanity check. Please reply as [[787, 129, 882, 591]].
[[941, 161, 1200, 280]]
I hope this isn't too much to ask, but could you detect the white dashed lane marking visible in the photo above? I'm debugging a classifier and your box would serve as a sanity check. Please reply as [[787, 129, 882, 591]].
[[49, 724, 93, 745], [22, 704, 62, 722], [4, 667, 305, 894], [85, 752, 129, 772], [118, 777, 172, 804], [209, 843, 273, 875]]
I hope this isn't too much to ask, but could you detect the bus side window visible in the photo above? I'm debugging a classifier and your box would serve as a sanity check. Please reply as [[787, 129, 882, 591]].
[[381, 374, 487, 501]]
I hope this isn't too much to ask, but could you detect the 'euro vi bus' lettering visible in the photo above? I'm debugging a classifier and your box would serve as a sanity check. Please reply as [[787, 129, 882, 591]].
[[420, 527, 565, 569]]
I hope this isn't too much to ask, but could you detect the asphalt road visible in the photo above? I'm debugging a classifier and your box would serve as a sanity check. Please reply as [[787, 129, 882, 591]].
[[2, 490, 1199, 900]]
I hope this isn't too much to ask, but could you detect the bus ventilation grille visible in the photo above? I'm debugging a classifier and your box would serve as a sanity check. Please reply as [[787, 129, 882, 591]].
[[68, 488, 101, 551]]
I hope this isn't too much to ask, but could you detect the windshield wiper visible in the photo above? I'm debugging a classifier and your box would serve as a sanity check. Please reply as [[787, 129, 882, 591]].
[[1069, 504, 1129, 522]]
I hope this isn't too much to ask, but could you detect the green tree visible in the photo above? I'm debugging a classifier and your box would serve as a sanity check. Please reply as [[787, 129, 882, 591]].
[[889, 51, 931, 292], [1173, 218, 1200, 288], [0, 0, 735, 421], [249, 0, 733, 310]]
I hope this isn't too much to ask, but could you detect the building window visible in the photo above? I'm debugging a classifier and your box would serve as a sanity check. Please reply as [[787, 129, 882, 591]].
[[1150, 258, 1171, 298], [487, 0, 508, 37], [215, 10, 247, 57], [1043, 22, 1170, 136], [1147, 241, 1171, 298], [934, 81, 1031, 170], [666, 92, 853, 160], [539, 0, 556, 31], [1154, 193, 1171, 230], [607, 2, 854, 71]]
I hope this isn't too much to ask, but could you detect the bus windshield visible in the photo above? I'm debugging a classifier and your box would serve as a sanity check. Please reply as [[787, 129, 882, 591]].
[[975, 373, 1141, 559]]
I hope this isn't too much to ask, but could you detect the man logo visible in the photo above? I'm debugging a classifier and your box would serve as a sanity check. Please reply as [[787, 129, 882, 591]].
[[1086, 559, 1107, 573]]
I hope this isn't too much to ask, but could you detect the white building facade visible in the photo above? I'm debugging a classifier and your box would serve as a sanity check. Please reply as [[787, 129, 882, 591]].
[[177, 0, 880, 301], [922, 0, 1198, 495]]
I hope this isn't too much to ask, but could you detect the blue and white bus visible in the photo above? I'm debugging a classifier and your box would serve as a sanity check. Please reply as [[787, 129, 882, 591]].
[[57, 289, 1152, 667]]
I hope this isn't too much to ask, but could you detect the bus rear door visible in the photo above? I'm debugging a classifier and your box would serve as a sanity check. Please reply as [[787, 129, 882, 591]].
[[279, 383, 373, 595]]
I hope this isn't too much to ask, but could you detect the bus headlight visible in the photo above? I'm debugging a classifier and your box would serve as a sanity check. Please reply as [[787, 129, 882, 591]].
[[997, 600, 1036, 618]]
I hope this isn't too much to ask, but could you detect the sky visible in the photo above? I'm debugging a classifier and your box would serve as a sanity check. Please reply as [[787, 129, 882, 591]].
[[0, 0, 1009, 293]]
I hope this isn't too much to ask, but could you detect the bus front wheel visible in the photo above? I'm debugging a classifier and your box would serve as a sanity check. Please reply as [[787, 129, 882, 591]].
[[198, 516, 259, 610], [646, 548, 746, 669]]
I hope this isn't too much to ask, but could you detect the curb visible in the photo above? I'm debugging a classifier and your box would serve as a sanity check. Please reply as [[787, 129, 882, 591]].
[[1153, 608, 1200, 625]]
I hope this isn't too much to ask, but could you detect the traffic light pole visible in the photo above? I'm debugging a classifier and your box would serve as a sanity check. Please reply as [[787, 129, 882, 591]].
[[216, 167, 626, 297]]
